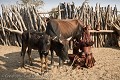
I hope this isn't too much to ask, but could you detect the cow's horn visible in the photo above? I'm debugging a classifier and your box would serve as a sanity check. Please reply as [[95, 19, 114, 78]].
[[52, 36, 57, 40], [59, 39, 62, 43], [67, 37, 72, 41]]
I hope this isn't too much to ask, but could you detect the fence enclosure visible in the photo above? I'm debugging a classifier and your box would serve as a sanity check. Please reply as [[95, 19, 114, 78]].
[[0, 2, 120, 47], [0, 5, 45, 46]]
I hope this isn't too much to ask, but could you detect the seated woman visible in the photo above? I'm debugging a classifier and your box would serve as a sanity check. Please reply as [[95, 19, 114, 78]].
[[69, 25, 95, 68], [79, 25, 95, 68]]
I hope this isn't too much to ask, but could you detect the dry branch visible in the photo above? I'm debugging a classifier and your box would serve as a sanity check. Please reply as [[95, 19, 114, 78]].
[[2, 27, 22, 35]]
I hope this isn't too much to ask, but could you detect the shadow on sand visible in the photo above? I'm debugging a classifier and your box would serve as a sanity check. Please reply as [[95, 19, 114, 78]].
[[0, 50, 65, 80]]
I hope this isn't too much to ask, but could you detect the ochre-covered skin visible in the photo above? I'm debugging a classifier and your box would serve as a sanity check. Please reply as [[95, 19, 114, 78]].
[[69, 25, 95, 68]]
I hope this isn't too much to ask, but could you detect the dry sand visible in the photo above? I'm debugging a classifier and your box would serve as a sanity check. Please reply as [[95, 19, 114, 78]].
[[0, 45, 120, 80]]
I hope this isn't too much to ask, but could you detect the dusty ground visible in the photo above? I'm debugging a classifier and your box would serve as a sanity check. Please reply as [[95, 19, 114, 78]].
[[0, 45, 120, 80]]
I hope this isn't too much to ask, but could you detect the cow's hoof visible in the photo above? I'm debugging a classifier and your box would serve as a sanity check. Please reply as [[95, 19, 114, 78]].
[[30, 63, 33, 66], [41, 68, 44, 73], [58, 65, 62, 67], [38, 72, 44, 75], [48, 65, 54, 69], [57, 65, 63, 69], [21, 65, 25, 68], [44, 66, 48, 70], [41, 72, 44, 75], [44, 69, 48, 73]]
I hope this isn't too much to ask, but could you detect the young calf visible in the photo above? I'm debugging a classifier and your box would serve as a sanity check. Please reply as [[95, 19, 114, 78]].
[[21, 30, 51, 72]]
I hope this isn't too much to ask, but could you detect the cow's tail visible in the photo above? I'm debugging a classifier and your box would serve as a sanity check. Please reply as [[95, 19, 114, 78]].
[[28, 31, 31, 41], [21, 32, 24, 56], [20, 50, 23, 56], [20, 31, 30, 56], [21, 32, 25, 56]]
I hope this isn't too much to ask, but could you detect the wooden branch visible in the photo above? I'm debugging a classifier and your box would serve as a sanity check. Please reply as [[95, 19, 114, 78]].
[[89, 30, 114, 33], [0, 17, 8, 45], [38, 12, 51, 14], [0, 35, 5, 45], [7, 14, 19, 30], [31, 8, 38, 30], [111, 23, 120, 35], [12, 7, 27, 31], [38, 15, 46, 32], [118, 36, 120, 47], [11, 10, 23, 32], [27, 8, 34, 30], [58, 5, 61, 19], [1, 27, 22, 35]]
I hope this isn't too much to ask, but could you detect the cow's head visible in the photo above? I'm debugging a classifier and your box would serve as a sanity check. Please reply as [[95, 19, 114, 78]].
[[59, 39, 70, 63], [51, 39, 70, 63], [39, 33, 51, 55]]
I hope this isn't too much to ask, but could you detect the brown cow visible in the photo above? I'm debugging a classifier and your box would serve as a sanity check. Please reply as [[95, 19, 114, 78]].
[[46, 19, 85, 66]]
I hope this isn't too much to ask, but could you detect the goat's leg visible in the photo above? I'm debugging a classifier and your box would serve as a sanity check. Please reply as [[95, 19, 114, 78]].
[[27, 48, 33, 66]]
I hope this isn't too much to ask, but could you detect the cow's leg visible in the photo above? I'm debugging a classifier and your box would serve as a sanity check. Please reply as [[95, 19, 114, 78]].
[[27, 47, 33, 66], [50, 50, 54, 65], [69, 41, 73, 50], [44, 54, 48, 71], [40, 53, 44, 72], [59, 57, 63, 67], [21, 44, 27, 67], [21, 50, 26, 67]]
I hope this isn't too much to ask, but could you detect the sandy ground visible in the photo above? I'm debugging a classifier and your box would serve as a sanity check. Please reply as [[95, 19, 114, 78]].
[[0, 45, 120, 80]]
